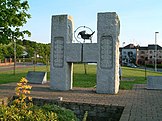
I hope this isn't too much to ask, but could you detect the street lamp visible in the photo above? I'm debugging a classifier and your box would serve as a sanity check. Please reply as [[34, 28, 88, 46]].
[[155, 32, 159, 72]]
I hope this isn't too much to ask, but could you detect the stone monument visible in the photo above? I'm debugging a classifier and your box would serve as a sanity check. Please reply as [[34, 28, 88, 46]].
[[147, 76, 162, 90], [26, 71, 47, 84], [96, 12, 120, 94], [50, 12, 120, 94], [50, 15, 74, 90]]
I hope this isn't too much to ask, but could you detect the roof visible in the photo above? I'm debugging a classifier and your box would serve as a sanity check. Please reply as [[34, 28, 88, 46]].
[[139, 47, 147, 50], [122, 44, 162, 50], [148, 44, 162, 50], [123, 44, 137, 49]]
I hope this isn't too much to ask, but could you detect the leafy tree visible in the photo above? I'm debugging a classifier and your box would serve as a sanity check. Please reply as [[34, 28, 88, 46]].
[[26, 46, 35, 58], [0, 0, 31, 44], [44, 43, 50, 63], [36, 43, 50, 64], [23, 39, 31, 46], [0, 44, 4, 60], [16, 39, 23, 46], [22, 40, 36, 58], [6, 44, 14, 57], [16, 44, 24, 58], [1, 45, 9, 58]]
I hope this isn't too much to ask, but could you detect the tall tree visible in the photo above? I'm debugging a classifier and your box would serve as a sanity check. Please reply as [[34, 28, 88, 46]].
[[0, 0, 31, 44], [0, 44, 4, 60]]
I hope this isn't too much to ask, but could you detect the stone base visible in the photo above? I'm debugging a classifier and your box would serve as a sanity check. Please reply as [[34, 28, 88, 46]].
[[26, 71, 47, 84], [147, 76, 162, 90]]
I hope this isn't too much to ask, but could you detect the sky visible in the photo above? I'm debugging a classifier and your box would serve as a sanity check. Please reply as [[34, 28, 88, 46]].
[[23, 0, 162, 47]]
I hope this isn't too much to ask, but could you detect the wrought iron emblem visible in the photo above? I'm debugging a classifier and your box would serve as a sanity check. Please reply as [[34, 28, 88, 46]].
[[74, 26, 95, 43]]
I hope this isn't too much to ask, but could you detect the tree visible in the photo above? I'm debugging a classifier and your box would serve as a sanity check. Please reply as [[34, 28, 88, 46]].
[[16, 44, 24, 58], [22, 39, 36, 58], [36, 43, 50, 64], [6, 44, 14, 57], [0, 44, 4, 60], [1, 44, 9, 58], [0, 0, 31, 44], [26, 46, 34, 58]]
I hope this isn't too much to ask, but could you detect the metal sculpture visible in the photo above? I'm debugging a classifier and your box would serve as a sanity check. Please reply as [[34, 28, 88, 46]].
[[74, 26, 95, 43]]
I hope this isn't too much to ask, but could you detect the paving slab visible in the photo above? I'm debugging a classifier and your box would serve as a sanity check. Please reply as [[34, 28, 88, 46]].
[[0, 83, 162, 121]]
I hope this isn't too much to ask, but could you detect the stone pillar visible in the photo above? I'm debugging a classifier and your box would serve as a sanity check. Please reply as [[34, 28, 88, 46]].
[[97, 12, 120, 94], [50, 15, 73, 91]]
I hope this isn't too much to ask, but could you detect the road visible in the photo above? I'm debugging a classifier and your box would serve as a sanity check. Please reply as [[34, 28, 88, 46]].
[[0, 63, 37, 72], [138, 66, 162, 72]]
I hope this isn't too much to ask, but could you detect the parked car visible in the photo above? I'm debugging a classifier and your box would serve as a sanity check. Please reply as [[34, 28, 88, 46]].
[[127, 63, 137, 68]]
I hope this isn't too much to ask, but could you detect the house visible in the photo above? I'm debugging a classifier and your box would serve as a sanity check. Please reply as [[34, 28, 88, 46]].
[[120, 44, 139, 66], [120, 44, 162, 66], [137, 46, 148, 65], [139, 44, 162, 65]]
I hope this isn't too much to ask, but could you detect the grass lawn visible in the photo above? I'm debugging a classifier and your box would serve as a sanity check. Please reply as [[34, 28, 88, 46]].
[[1, 64, 162, 90], [74, 64, 162, 89], [120, 67, 162, 89], [0, 65, 50, 84], [73, 64, 96, 88]]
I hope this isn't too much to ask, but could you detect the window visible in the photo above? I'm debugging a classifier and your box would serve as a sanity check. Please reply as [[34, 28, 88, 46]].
[[140, 56, 144, 59], [140, 51, 145, 54]]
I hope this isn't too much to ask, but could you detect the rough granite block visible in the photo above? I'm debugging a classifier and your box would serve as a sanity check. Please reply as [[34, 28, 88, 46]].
[[66, 43, 82, 62], [83, 43, 99, 63], [97, 12, 120, 94], [50, 14, 73, 91], [26, 71, 47, 84], [147, 76, 162, 90]]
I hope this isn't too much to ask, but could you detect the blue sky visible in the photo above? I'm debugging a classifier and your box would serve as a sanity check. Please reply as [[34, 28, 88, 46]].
[[23, 0, 162, 47]]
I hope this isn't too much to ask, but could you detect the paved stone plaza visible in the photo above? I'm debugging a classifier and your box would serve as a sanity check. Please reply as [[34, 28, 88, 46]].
[[0, 83, 162, 121]]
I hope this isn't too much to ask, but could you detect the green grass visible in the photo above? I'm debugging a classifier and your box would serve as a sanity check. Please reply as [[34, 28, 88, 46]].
[[73, 64, 162, 89], [1, 64, 162, 90], [73, 64, 96, 87], [120, 67, 162, 89], [0, 66, 50, 84]]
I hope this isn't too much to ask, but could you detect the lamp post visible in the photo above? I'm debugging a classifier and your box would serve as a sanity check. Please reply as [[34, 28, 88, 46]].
[[155, 32, 159, 72]]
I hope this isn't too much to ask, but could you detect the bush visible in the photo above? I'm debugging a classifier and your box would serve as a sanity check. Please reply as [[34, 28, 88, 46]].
[[0, 77, 78, 121], [38, 104, 78, 121], [0, 104, 57, 121], [146, 64, 162, 68]]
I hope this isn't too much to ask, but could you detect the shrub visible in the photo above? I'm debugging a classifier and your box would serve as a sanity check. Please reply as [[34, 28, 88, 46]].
[[0, 77, 78, 121], [41, 104, 78, 121], [146, 64, 162, 68], [0, 104, 58, 121]]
